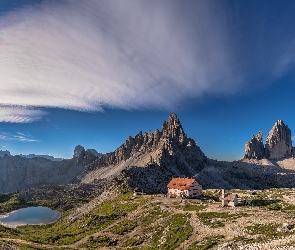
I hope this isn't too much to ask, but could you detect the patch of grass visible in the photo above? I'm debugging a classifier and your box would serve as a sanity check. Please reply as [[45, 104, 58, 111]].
[[196, 211, 249, 228], [246, 223, 279, 236], [140, 205, 170, 227], [0, 225, 20, 238], [202, 190, 220, 200], [188, 235, 224, 250], [245, 223, 295, 243], [109, 220, 137, 235], [0, 193, 29, 214], [266, 203, 283, 210], [183, 204, 207, 211], [14, 192, 140, 245], [78, 235, 117, 249], [196, 212, 230, 228], [147, 213, 192, 250], [18, 244, 71, 250], [161, 214, 192, 249], [121, 237, 144, 247]]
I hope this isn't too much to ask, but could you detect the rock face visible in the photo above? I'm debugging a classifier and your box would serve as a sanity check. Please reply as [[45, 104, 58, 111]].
[[84, 113, 208, 192], [0, 146, 99, 193], [245, 131, 265, 159], [265, 120, 292, 159], [73, 145, 84, 158], [245, 120, 293, 160], [0, 150, 11, 157]]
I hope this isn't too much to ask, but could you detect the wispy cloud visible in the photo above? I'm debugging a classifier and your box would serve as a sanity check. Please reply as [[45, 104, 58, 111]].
[[0, 132, 40, 142], [0, 1, 294, 113], [0, 106, 46, 123]]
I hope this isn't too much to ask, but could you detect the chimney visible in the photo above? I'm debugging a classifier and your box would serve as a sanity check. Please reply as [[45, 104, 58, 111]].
[[221, 189, 225, 207]]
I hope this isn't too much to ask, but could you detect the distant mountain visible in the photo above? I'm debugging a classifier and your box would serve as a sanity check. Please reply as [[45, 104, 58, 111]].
[[0, 148, 98, 193], [0, 150, 11, 157], [245, 120, 294, 160], [18, 154, 63, 161]]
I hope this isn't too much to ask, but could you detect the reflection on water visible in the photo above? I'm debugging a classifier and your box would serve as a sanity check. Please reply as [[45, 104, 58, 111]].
[[0, 206, 61, 227]]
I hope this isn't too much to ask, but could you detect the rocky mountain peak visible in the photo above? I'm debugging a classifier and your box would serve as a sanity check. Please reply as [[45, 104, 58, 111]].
[[86, 113, 207, 190], [162, 113, 185, 141], [245, 131, 264, 159], [265, 120, 292, 159], [73, 145, 84, 158], [245, 120, 293, 160]]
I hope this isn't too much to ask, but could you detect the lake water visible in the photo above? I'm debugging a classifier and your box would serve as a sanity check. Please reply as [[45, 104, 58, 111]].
[[0, 206, 61, 228]]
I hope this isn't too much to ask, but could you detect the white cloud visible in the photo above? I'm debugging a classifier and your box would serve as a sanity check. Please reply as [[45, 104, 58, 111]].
[[0, 1, 235, 112], [0, 132, 40, 142], [0, 106, 46, 123], [0, 1, 294, 114]]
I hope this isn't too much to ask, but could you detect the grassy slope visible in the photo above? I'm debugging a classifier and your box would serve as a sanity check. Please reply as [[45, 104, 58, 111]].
[[1, 188, 295, 249]]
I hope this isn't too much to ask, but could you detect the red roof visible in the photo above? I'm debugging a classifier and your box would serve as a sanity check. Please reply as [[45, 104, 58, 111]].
[[167, 177, 199, 191]]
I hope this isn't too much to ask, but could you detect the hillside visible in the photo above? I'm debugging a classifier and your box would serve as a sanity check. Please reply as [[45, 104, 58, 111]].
[[2, 188, 295, 249], [0, 149, 97, 193]]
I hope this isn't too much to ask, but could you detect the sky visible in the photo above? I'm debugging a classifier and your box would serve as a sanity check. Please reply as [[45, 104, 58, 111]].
[[0, 0, 295, 161]]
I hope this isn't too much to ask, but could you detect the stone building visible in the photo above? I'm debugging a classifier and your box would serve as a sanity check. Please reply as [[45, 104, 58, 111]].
[[220, 189, 238, 207], [167, 177, 202, 198]]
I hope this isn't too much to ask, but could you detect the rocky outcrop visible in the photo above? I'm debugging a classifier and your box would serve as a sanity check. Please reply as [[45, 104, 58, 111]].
[[84, 113, 208, 192], [0, 150, 11, 157], [245, 131, 265, 159], [265, 120, 292, 159], [73, 145, 84, 158], [245, 120, 293, 160]]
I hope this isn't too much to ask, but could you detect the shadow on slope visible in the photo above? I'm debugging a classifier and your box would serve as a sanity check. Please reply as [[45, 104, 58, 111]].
[[196, 158, 295, 190]]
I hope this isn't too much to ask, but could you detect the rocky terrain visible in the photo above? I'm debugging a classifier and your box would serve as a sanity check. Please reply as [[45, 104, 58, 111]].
[[2, 188, 295, 249]]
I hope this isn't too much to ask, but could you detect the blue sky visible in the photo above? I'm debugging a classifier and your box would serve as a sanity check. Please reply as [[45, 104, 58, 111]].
[[0, 0, 295, 160]]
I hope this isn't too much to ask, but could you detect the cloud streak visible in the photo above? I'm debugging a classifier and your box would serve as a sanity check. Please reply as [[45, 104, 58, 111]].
[[0, 0, 295, 114], [0, 132, 40, 142], [0, 106, 46, 123]]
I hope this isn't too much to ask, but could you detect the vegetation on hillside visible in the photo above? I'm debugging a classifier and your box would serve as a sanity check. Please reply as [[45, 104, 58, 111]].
[[1, 188, 295, 249]]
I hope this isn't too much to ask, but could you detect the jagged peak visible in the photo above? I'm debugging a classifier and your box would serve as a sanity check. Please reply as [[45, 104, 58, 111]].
[[168, 113, 179, 125], [89, 113, 205, 170], [245, 120, 293, 160]]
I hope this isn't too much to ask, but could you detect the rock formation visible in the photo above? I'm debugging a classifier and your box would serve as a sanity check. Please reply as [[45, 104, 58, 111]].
[[0, 150, 11, 157], [84, 113, 208, 192], [265, 120, 292, 159], [245, 131, 265, 159], [245, 120, 293, 160], [0, 146, 99, 193], [73, 145, 84, 158]]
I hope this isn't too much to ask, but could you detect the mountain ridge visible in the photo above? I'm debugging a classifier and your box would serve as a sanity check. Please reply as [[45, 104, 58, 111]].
[[2, 114, 295, 194]]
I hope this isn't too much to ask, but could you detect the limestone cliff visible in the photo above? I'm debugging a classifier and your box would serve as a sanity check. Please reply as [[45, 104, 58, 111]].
[[0, 147, 98, 193], [245, 131, 265, 159], [265, 120, 292, 159], [83, 113, 208, 192], [245, 120, 293, 160]]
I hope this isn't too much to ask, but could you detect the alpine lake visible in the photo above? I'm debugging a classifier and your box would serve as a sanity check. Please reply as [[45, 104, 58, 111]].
[[0, 206, 61, 228]]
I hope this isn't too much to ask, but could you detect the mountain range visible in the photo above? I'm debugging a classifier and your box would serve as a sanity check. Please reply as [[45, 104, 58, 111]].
[[1, 114, 295, 194]]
